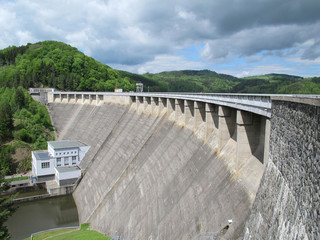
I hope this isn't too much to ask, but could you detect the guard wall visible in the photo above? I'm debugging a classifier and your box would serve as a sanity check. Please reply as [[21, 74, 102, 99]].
[[244, 98, 320, 239]]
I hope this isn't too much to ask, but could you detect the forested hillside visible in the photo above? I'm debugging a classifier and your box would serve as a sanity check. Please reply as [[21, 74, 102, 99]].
[[0, 41, 135, 91], [234, 74, 320, 94], [0, 87, 54, 175], [143, 70, 240, 92], [143, 71, 320, 93]]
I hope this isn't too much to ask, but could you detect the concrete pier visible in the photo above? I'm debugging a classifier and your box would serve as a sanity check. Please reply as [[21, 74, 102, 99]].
[[205, 103, 218, 140], [175, 98, 184, 123], [236, 110, 260, 169], [167, 98, 175, 118], [218, 106, 236, 150]]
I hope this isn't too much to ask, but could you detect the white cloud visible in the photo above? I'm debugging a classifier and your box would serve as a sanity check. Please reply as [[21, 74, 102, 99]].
[[215, 55, 319, 78], [234, 64, 294, 78], [110, 54, 206, 74], [201, 23, 320, 62], [0, 6, 18, 48], [0, 0, 319, 76], [16, 30, 36, 46]]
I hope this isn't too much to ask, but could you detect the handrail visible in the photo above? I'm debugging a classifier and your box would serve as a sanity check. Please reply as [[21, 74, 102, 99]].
[[48, 91, 320, 118], [49, 91, 273, 117]]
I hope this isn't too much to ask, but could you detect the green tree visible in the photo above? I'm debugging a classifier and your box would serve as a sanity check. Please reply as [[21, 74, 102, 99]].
[[17, 129, 32, 143], [0, 171, 17, 240], [0, 103, 13, 143], [0, 146, 14, 174], [14, 86, 25, 110]]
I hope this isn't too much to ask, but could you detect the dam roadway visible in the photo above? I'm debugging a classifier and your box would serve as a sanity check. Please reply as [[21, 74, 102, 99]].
[[47, 92, 319, 240]]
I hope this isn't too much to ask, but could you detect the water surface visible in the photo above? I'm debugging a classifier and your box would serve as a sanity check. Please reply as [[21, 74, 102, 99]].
[[6, 194, 79, 240]]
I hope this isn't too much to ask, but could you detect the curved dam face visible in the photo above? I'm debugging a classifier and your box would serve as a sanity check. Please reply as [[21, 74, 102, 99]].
[[48, 102, 265, 239], [47, 93, 320, 239]]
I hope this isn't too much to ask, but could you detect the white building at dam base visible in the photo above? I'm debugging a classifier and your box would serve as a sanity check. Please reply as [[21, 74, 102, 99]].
[[32, 140, 90, 186]]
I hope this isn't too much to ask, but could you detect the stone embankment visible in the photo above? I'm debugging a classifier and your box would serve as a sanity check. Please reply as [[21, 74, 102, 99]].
[[244, 97, 320, 240]]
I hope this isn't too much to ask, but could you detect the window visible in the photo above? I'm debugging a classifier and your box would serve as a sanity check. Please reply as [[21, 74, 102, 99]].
[[64, 157, 69, 166], [72, 156, 76, 165], [41, 162, 50, 168], [57, 158, 61, 167]]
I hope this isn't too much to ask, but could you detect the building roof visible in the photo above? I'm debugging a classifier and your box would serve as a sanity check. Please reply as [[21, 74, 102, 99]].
[[33, 151, 50, 161], [48, 140, 86, 150], [55, 166, 80, 173]]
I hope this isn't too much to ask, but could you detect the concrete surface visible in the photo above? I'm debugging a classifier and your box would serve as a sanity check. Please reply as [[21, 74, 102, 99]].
[[48, 102, 265, 240]]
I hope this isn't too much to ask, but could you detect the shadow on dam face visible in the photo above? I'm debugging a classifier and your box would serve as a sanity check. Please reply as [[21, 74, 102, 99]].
[[48, 102, 266, 240]]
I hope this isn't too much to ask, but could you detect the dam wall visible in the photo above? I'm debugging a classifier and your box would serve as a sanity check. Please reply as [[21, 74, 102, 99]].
[[47, 92, 319, 239], [47, 95, 267, 239], [244, 97, 320, 240]]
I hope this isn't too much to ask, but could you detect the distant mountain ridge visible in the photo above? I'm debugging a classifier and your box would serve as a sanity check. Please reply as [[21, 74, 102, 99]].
[[239, 73, 319, 94], [0, 41, 319, 94], [268, 73, 303, 79], [142, 70, 240, 92], [244, 73, 303, 80]]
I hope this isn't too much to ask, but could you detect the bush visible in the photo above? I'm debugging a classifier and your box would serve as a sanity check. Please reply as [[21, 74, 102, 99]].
[[0, 145, 15, 174], [17, 129, 32, 143], [17, 156, 31, 173], [80, 223, 90, 231]]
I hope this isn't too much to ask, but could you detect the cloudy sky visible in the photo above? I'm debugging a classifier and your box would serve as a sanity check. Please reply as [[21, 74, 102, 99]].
[[1, 0, 320, 77]]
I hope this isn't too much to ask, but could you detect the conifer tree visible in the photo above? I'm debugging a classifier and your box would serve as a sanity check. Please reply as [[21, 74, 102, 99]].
[[0, 171, 17, 240]]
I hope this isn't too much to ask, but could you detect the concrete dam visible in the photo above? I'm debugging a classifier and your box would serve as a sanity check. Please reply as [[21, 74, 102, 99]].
[[47, 92, 319, 240]]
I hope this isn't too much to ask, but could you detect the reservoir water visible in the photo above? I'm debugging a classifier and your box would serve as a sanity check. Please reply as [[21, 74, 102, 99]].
[[6, 194, 79, 240]]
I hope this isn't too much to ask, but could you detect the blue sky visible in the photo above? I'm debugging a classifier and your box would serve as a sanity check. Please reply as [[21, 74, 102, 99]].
[[1, 0, 319, 77]]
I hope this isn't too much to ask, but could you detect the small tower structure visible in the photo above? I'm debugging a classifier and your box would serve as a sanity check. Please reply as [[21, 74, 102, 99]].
[[136, 82, 143, 92]]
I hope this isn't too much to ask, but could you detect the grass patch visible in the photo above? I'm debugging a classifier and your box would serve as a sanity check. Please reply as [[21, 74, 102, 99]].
[[47, 229, 111, 240], [31, 229, 76, 240], [3, 176, 28, 182], [80, 223, 90, 230], [26, 224, 111, 240]]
